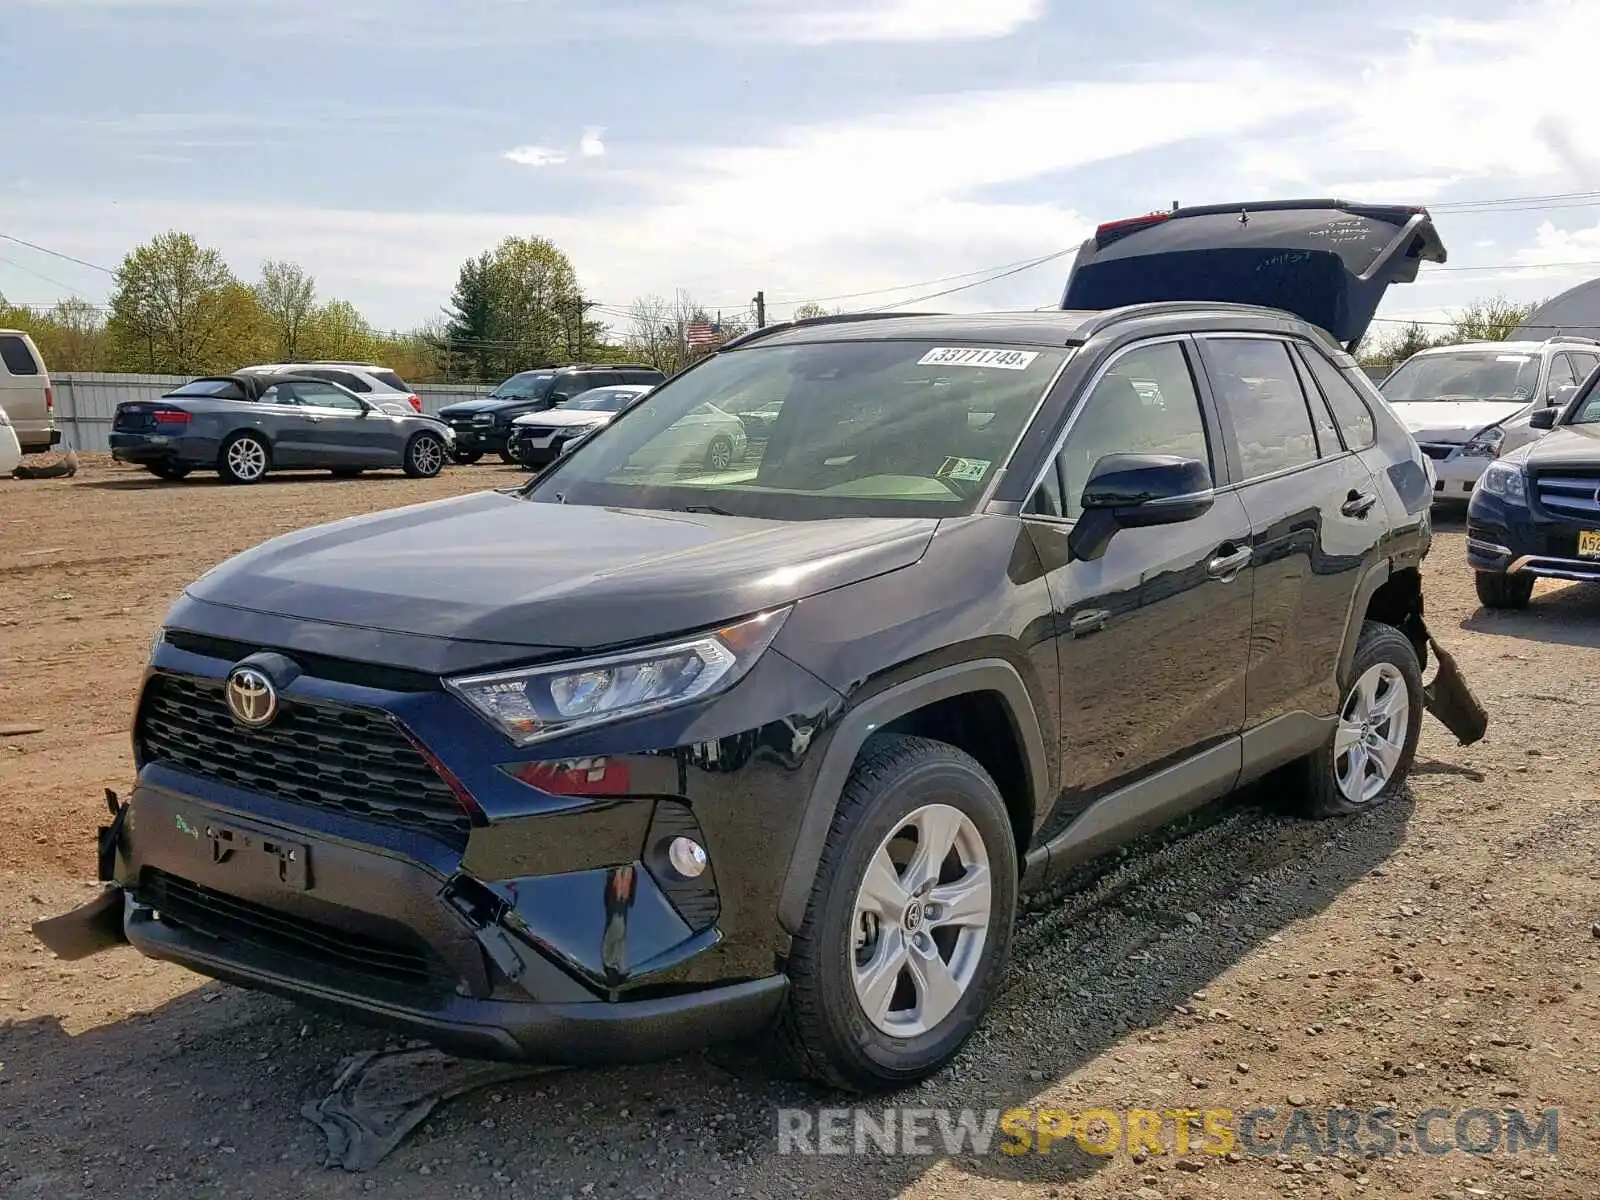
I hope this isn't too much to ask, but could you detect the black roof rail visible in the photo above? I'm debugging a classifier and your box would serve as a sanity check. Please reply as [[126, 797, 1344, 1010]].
[[719, 311, 950, 351]]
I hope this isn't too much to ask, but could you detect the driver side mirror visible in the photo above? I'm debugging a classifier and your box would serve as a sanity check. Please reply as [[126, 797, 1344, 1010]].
[[1547, 383, 1579, 409], [1529, 407, 1558, 431], [1067, 453, 1214, 562]]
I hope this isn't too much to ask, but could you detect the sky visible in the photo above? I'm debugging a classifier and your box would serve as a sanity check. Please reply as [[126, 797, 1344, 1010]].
[[4, 0, 1600, 342]]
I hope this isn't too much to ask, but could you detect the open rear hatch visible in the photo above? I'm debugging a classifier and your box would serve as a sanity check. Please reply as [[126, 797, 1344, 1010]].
[[1061, 200, 1447, 349]]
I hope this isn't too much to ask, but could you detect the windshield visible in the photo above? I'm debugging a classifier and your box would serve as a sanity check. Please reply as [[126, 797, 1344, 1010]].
[[570, 388, 641, 413], [165, 379, 246, 399], [490, 372, 555, 400], [526, 340, 1068, 519], [1379, 351, 1540, 404]]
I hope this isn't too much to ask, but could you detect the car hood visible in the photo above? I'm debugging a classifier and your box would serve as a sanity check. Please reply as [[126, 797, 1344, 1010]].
[[184, 491, 937, 652], [1062, 200, 1447, 346], [1517, 422, 1600, 468], [511, 410, 614, 429], [438, 398, 539, 417], [1388, 400, 1527, 443]]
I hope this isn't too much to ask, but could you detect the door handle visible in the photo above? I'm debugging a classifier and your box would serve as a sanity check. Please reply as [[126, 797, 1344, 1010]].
[[1341, 490, 1376, 518], [1206, 545, 1252, 582], [1067, 608, 1110, 638]]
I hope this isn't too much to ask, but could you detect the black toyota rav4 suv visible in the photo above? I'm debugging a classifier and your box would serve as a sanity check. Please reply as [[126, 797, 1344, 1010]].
[[39, 200, 1486, 1093]]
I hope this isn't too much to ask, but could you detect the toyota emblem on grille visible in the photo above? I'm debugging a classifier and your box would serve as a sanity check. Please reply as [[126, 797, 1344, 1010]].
[[225, 666, 278, 728]]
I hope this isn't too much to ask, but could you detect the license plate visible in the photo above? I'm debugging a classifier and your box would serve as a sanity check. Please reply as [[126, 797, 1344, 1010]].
[[1579, 530, 1600, 559], [198, 818, 309, 890]]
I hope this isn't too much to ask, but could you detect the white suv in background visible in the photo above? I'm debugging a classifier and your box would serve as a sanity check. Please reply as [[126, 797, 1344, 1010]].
[[237, 362, 423, 413], [1377, 337, 1600, 502], [0, 329, 58, 454]]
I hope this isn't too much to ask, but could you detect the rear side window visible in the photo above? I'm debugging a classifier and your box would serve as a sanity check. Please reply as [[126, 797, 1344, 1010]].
[[1300, 348, 1376, 450], [0, 335, 40, 376], [1203, 338, 1319, 480], [372, 370, 409, 391], [1288, 349, 1343, 455], [303, 368, 371, 393], [166, 379, 246, 399]]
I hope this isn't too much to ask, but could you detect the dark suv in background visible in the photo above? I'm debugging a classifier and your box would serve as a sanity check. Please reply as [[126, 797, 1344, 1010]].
[[440, 364, 666, 463], [39, 200, 1485, 1095]]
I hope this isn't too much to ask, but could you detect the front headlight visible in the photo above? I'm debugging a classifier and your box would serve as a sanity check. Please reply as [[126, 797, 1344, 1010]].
[[1477, 461, 1527, 503], [1462, 424, 1506, 458], [445, 608, 790, 745]]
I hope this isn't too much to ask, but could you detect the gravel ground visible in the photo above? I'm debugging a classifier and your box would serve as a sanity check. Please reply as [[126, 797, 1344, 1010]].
[[1, 458, 1598, 1199]]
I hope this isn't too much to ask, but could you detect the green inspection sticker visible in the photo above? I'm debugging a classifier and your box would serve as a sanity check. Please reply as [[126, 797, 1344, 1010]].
[[937, 456, 991, 483]]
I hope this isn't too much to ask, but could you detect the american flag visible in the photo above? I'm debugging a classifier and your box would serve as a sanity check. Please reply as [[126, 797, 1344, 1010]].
[[685, 321, 722, 347]]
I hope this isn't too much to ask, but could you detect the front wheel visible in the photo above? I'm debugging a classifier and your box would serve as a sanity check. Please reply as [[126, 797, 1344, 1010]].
[[404, 432, 447, 478], [1475, 571, 1534, 610], [1296, 621, 1424, 818], [777, 735, 1017, 1092], [704, 435, 735, 471], [497, 448, 518, 465], [217, 433, 270, 485]]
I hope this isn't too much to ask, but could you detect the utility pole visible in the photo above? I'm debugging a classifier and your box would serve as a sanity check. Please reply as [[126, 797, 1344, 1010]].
[[753, 290, 766, 329]]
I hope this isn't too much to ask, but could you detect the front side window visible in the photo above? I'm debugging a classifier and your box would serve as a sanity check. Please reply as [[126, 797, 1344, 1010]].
[[1204, 338, 1319, 481], [303, 368, 371, 393], [1571, 385, 1600, 425], [528, 340, 1069, 519], [288, 381, 362, 411], [1379, 350, 1540, 404], [1036, 340, 1212, 520]]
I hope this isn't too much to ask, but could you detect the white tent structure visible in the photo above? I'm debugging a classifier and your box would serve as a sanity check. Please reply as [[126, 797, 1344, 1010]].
[[1509, 277, 1600, 340]]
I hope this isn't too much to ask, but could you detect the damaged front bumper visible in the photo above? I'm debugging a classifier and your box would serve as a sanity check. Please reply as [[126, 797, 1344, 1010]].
[[32, 783, 787, 1064]]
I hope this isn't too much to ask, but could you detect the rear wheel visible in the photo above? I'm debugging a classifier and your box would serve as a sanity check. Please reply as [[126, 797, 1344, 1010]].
[[452, 448, 483, 465], [404, 432, 447, 478], [217, 433, 270, 485], [145, 463, 191, 481], [1295, 622, 1423, 818], [777, 735, 1016, 1092], [1475, 571, 1534, 610]]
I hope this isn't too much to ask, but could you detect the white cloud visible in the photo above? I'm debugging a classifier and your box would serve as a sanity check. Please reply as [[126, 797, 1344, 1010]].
[[714, 0, 1047, 44], [580, 127, 606, 159], [503, 145, 568, 168]]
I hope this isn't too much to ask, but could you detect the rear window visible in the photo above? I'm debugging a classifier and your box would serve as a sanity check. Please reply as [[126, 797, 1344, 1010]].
[[164, 379, 247, 400], [0, 335, 40, 376], [372, 370, 409, 391]]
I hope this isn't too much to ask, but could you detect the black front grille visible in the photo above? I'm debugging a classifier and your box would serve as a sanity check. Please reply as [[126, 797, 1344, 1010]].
[[138, 673, 471, 845], [140, 869, 450, 990], [1533, 469, 1600, 521]]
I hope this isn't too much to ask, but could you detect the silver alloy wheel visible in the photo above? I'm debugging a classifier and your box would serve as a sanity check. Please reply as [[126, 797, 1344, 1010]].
[[1334, 662, 1410, 804], [707, 437, 733, 470], [412, 435, 444, 475], [227, 437, 267, 481], [849, 802, 992, 1038]]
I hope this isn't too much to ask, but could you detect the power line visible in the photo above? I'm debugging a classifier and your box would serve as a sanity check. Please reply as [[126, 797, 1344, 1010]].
[[0, 233, 117, 276], [857, 248, 1077, 312]]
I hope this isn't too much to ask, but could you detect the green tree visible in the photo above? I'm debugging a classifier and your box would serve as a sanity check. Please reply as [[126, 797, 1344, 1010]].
[[34, 298, 111, 371], [1443, 295, 1538, 344], [441, 236, 584, 380], [255, 260, 317, 360], [791, 302, 841, 320], [106, 230, 240, 374], [303, 298, 375, 361]]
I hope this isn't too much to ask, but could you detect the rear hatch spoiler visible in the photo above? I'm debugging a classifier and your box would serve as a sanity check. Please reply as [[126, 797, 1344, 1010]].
[[1061, 200, 1448, 350]]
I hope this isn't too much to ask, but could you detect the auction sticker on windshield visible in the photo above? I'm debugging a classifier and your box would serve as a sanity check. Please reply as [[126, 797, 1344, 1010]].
[[919, 347, 1040, 370]]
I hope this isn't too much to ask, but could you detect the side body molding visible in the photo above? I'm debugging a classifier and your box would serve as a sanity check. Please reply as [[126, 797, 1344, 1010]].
[[775, 659, 1051, 936]]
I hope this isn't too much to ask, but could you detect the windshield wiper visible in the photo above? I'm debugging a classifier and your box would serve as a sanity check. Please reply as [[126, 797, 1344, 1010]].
[[677, 503, 736, 516]]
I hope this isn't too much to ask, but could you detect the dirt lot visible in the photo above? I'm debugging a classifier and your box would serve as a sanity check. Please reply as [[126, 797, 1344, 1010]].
[[2, 457, 1598, 1200]]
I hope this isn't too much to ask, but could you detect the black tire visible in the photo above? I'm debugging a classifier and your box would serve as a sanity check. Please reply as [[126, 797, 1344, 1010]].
[[330, 467, 364, 478], [217, 433, 270, 485], [404, 432, 447, 479], [704, 435, 736, 471], [452, 448, 483, 465], [497, 448, 518, 465], [1475, 571, 1534, 610], [776, 734, 1017, 1093], [145, 463, 191, 481], [1295, 621, 1424, 818]]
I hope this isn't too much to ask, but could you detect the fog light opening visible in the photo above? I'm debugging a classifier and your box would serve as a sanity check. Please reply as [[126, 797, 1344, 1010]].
[[666, 836, 708, 880]]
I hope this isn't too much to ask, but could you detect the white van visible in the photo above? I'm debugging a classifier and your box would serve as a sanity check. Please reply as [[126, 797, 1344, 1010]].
[[0, 406, 21, 477], [0, 330, 58, 454]]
